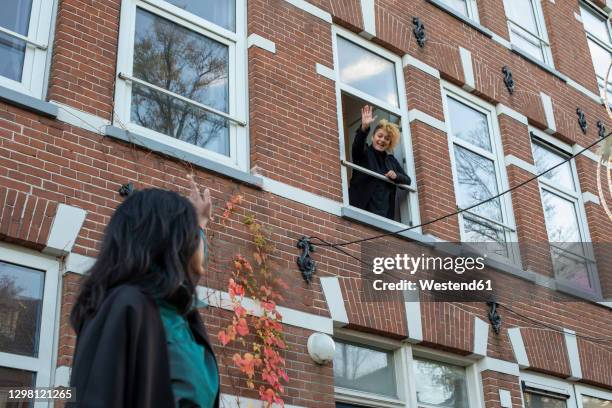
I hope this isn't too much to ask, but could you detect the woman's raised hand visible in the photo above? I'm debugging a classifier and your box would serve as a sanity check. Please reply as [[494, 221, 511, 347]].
[[361, 105, 377, 131], [187, 174, 213, 229]]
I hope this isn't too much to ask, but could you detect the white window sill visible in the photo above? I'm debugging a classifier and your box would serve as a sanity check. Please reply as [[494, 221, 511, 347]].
[[104, 125, 263, 189], [0, 84, 58, 118]]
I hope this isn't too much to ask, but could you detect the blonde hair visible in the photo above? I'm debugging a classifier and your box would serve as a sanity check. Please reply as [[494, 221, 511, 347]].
[[373, 119, 400, 151]]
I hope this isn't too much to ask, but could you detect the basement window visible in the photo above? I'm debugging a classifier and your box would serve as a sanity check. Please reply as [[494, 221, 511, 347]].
[[333, 27, 418, 227]]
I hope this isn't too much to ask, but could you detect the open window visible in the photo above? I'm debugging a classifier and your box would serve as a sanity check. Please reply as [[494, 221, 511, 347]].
[[442, 84, 519, 261], [530, 131, 600, 296], [114, 0, 247, 170], [333, 27, 418, 226], [0, 0, 54, 98]]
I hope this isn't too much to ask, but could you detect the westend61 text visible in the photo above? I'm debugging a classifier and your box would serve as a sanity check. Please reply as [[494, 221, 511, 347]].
[[372, 279, 493, 291]]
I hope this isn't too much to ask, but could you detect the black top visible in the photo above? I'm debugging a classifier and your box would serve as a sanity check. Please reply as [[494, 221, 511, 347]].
[[67, 285, 220, 408], [348, 126, 411, 220]]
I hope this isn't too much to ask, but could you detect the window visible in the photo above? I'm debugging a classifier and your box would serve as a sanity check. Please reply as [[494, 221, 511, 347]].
[[503, 0, 553, 65], [580, 3, 612, 102], [0, 0, 54, 97], [0, 244, 60, 403], [442, 85, 518, 260], [530, 134, 598, 294], [333, 340, 397, 398], [333, 333, 481, 408], [524, 391, 568, 408], [114, 0, 247, 169], [413, 357, 469, 408], [333, 27, 418, 226], [441, 0, 480, 21], [576, 384, 612, 408]]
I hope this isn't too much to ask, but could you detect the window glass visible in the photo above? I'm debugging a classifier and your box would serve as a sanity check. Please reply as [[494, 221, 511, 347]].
[[505, 0, 538, 34], [164, 0, 236, 31], [132, 8, 230, 155], [581, 6, 611, 47], [454, 145, 502, 222], [587, 39, 612, 79], [510, 30, 545, 62], [333, 341, 397, 398], [541, 191, 581, 242], [414, 358, 469, 408], [443, 0, 468, 16], [0, 366, 36, 407], [448, 97, 492, 151], [524, 392, 567, 408], [337, 37, 399, 107], [0, 261, 44, 357], [0, 0, 33, 82], [531, 143, 575, 191], [582, 395, 612, 408]]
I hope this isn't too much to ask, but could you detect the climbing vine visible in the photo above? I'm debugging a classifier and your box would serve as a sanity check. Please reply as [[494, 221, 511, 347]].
[[217, 194, 289, 407]]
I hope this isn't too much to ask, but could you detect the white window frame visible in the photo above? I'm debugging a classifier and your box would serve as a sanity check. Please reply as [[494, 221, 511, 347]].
[[442, 0, 481, 22], [575, 384, 612, 408], [0, 0, 54, 98], [520, 371, 577, 408], [114, 0, 248, 171], [441, 83, 520, 264], [502, 0, 554, 67], [332, 329, 484, 408], [579, 1, 612, 101], [0, 243, 60, 405], [331, 26, 420, 229], [529, 128, 600, 297]]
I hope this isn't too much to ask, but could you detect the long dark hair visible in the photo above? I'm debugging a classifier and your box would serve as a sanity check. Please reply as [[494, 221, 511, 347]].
[[70, 188, 200, 332]]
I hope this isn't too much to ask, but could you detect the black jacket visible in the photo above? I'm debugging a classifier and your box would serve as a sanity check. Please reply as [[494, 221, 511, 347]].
[[348, 126, 411, 219], [67, 285, 220, 408]]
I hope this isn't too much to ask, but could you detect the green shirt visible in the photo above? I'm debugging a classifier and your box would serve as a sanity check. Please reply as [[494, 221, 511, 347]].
[[158, 301, 219, 408]]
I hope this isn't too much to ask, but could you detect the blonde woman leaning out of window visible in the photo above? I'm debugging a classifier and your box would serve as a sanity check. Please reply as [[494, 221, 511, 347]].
[[68, 177, 219, 408], [349, 105, 411, 220]]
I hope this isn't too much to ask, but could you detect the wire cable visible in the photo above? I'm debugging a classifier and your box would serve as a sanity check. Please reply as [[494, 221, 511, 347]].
[[311, 131, 612, 248]]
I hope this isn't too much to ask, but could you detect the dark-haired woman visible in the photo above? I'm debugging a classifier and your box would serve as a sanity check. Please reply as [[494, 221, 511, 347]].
[[68, 178, 219, 408]]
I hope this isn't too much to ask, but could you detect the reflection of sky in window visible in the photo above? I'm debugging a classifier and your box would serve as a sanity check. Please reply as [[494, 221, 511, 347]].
[[448, 98, 491, 151], [443, 0, 468, 16], [505, 0, 538, 35], [414, 358, 468, 408], [587, 39, 611, 79], [454, 145, 502, 221], [163, 0, 235, 31], [2, 0, 32, 34], [531, 143, 575, 190], [338, 37, 399, 107], [541, 191, 581, 242], [333, 341, 396, 397], [581, 6, 611, 47], [0, 261, 44, 300]]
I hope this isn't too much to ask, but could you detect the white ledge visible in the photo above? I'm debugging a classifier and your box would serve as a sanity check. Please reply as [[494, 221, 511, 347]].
[[408, 109, 447, 133], [247, 34, 276, 54], [282, 0, 332, 23]]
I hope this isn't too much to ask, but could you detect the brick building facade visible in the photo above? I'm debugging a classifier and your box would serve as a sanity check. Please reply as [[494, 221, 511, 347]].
[[0, 0, 611, 407]]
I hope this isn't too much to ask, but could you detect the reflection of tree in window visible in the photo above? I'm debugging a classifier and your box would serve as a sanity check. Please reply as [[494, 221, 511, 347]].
[[0, 270, 43, 357], [132, 9, 230, 155], [414, 358, 468, 408], [524, 392, 567, 408]]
